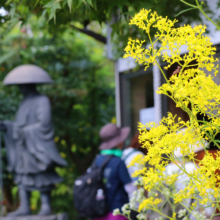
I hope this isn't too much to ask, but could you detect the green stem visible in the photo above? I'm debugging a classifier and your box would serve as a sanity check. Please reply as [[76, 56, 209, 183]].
[[155, 59, 170, 84], [180, 0, 197, 8], [165, 92, 192, 116], [203, 130, 220, 149], [195, 0, 220, 30], [34, 0, 41, 6], [148, 31, 170, 84], [156, 183, 174, 208], [149, 207, 171, 219], [171, 159, 198, 181], [179, 202, 201, 220], [184, 63, 198, 67], [210, 206, 217, 220], [180, 0, 220, 29]]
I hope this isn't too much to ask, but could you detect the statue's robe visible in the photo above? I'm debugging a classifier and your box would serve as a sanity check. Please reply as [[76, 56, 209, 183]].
[[3, 93, 67, 191]]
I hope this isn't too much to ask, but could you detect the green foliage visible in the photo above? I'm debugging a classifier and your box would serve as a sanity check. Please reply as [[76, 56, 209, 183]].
[[0, 0, 217, 57], [30, 191, 40, 212], [0, 16, 115, 218]]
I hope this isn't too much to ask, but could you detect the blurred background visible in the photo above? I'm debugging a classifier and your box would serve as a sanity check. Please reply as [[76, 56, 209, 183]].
[[0, 0, 220, 219]]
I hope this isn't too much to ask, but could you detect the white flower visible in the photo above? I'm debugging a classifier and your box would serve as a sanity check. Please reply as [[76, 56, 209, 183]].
[[113, 208, 120, 216], [191, 211, 209, 220], [163, 188, 171, 196], [133, 191, 137, 196], [129, 200, 136, 210], [121, 204, 131, 215], [182, 216, 189, 220], [137, 213, 146, 220], [178, 209, 187, 218], [122, 204, 129, 211]]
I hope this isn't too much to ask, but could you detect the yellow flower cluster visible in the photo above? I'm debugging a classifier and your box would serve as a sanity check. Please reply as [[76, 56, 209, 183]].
[[138, 197, 163, 211], [158, 69, 220, 120], [124, 9, 219, 74], [124, 9, 220, 217]]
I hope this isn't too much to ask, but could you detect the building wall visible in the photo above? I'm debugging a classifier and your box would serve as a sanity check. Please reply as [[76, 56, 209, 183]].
[[130, 73, 153, 133]]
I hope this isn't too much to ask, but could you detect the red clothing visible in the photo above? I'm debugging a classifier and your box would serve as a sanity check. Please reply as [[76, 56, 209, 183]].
[[94, 212, 128, 220], [195, 149, 220, 161]]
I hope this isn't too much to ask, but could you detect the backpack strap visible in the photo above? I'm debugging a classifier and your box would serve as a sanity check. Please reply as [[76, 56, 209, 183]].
[[100, 155, 113, 171], [122, 149, 138, 162], [90, 155, 99, 169], [90, 154, 113, 170]]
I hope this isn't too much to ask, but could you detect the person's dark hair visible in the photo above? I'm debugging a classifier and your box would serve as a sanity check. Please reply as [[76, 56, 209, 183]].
[[129, 133, 147, 155]]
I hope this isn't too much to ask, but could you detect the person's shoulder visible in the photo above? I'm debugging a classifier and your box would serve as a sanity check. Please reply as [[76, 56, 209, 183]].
[[122, 147, 133, 155], [123, 147, 144, 155], [96, 155, 121, 163], [108, 156, 124, 167], [111, 156, 123, 164], [95, 155, 123, 170], [122, 147, 144, 163]]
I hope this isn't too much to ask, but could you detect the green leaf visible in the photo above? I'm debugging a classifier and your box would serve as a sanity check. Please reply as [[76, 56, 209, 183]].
[[70, 0, 82, 12], [92, 0, 97, 9], [34, 0, 41, 7], [123, 11, 135, 16], [175, 7, 196, 17], [67, 0, 72, 13], [44, 0, 61, 23], [9, 3, 16, 18], [86, 0, 93, 7], [5, 0, 13, 5], [0, 50, 17, 64], [44, 0, 55, 8], [41, 9, 47, 17], [81, 0, 87, 4], [110, 0, 130, 11]]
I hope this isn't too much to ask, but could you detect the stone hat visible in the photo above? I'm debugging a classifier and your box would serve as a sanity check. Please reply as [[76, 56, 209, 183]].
[[3, 64, 53, 85], [174, 127, 209, 158], [99, 123, 130, 150]]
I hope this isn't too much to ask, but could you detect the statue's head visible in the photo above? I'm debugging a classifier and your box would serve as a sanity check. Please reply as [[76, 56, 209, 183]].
[[19, 84, 37, 97], [3, 64, 53, 85]]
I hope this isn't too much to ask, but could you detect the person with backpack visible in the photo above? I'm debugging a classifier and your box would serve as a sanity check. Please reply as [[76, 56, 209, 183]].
[[122, 133, 146, 186], [74, 123, 135, 220], [121, 133, 146, 220], [95, 123, 136, 220]]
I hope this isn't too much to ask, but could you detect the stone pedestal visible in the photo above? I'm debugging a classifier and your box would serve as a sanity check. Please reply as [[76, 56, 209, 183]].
[[0, 213, 68, 220]]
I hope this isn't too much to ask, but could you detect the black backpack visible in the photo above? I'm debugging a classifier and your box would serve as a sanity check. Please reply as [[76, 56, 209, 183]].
[[73, 155, 113, 218]]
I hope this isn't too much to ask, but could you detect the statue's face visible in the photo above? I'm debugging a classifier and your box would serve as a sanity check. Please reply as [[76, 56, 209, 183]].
[[19, 84, 36, 97]]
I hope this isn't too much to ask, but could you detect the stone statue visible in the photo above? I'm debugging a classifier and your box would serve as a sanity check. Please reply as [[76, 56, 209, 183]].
[[0, 65, 67, 217]]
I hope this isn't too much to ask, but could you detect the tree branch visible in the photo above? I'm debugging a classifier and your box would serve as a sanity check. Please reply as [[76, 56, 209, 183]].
[[70, 25, 107, 44]]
